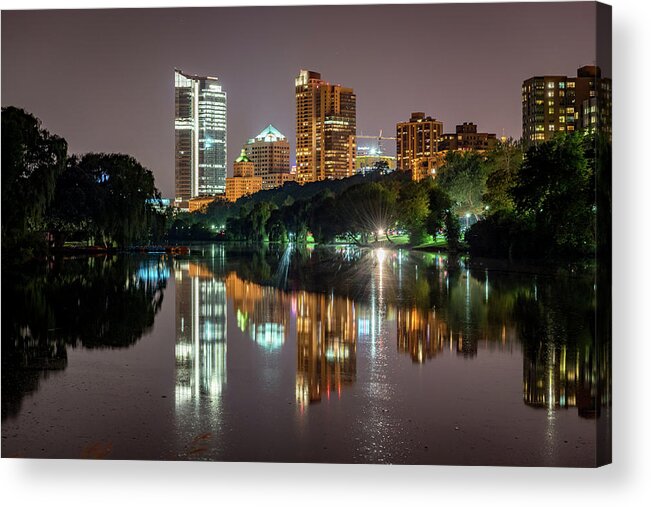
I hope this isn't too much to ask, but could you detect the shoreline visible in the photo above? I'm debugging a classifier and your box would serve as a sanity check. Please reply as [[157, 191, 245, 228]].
[[19, 241, 597, 277]]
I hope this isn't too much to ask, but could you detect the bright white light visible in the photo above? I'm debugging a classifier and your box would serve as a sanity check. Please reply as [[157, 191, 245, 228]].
[[375, 248, 386, 264]]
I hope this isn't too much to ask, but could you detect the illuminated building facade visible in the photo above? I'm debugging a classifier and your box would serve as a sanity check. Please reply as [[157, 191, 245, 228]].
[[440, 122, 498, 151], [396, 112, 444, 180], [244, 125, 292, 190], [225, 149, 263, 202], [174, 69, 227, 209], [188, 195, 222, 213], [582, 75, 612, 139], [522, 65, 611, 145], [295, 70, 356, 183], [174, 260, 227, 404], [264, 172, 296, 189]]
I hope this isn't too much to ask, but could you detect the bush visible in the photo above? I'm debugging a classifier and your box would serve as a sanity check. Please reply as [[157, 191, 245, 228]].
[[466, 210, 537, 259]]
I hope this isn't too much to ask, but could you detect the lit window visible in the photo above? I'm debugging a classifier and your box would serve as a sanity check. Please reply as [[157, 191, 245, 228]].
[[547, 91, 554, 98], [548, 108, 555, 114], [559, 82, 566, 89], [548, 125, 555, 132], [547, 82, 555, 89]]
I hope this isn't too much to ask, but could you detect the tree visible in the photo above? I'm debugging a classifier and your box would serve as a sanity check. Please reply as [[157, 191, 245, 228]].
[[309, 194, 341, 244], [483, 139, 523, 213], [425, 185, 459, 248], [249, 201, 276, 242], [397, 181, 430, 245], [2, 107, 68, 253], [75, 153, 162, 247], [373, 160, 390, 173], [338, 182, 398, 243], [465, 210, 534, 259], [282, 199, 311, 242], [45, 156, 99, 247], [267, 207, 288, 243], [437, 150, 488, 218], [511, 133, 594, 257]]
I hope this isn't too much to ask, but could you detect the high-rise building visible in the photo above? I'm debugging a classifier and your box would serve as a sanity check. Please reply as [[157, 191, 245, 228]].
[[295, 70, 356, 184], [582, 76, 612, 140], [440, 122, 498, 151], [244, 124, 291, 190], [225, 149, 263, 202], [174, 69, 227, 209], [521, 65, 611, 146], [396, 112, 444, 180]]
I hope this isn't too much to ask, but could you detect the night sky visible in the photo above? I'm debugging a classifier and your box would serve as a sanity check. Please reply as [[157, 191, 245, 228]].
[[1, 3, 606, 198]]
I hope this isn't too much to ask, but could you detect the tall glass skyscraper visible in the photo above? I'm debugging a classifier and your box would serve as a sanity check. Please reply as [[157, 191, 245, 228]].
[[174, 69, 227, 208]]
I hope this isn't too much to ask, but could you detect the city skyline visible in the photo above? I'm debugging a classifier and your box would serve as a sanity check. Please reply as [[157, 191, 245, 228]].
[[1, 3, 609, 197]]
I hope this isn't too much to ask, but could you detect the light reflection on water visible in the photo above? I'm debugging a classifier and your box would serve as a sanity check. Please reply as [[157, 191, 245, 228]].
[[171, 245, 606, 418], [1, 244, 610, 465]]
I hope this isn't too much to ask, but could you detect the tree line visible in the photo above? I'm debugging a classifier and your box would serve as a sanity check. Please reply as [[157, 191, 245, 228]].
[[173, 172, 462, 248], [3, 106, 607, 262], [192, 130, 607, 261], [2, 107, 165, 260]]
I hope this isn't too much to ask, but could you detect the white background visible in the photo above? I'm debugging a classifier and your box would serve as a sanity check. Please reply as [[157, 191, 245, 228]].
[[1, 0, 650, 505]]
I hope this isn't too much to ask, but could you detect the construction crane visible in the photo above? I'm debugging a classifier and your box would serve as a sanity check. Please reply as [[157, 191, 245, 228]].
[[357, 130, 397, 156]]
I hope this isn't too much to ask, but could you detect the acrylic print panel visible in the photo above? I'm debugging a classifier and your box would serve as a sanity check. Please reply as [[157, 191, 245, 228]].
[[1, 2, 611, 467]]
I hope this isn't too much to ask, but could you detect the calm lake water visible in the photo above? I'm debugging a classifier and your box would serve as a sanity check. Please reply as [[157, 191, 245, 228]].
[[1, 244, 610, 466]]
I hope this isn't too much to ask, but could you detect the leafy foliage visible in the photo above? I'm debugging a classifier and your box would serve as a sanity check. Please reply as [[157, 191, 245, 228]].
[[2, 107, 68, 254], [2, 107, 165, 255], [483, 138, 523, 213], [511, 133, 594, 257], [437, 151, 488, 218]]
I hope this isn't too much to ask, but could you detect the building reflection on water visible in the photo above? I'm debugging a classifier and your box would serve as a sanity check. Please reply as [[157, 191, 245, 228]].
[[174, 260, 227, 406], [523, 342, 606, 418], [225, 272, 290, 351], [171, 247, 608, 422], [295, 292, 357, 410], [397, 307, 448, 362]]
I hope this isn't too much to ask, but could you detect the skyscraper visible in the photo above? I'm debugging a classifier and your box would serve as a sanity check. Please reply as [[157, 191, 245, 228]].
[[244, 124, 291, 190], [295, 70, 356, 184], [521, 65, 611, 146], [174, 69, 227, 209], [396, 112, 444, 181]]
